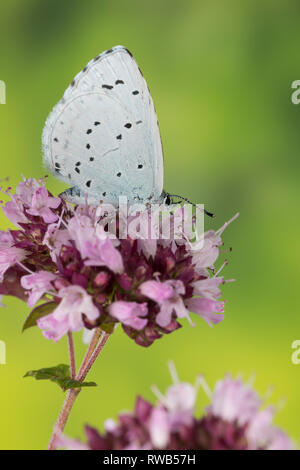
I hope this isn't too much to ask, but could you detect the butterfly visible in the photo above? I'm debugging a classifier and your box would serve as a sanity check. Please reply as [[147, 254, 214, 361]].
[[42, 45, 167, 207]]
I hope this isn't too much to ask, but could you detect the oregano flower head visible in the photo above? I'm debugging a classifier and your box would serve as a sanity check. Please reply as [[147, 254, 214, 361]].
[[0, 176, 237, 347], [57, 363, 293, 450]]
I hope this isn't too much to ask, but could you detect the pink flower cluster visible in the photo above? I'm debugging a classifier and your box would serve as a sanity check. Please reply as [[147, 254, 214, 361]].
[[0, 177, 235, 346], [57, 364, 293, 450]]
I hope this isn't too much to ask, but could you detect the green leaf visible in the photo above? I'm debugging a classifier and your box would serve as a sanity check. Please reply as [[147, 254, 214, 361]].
[[24, 364, 97, 391], [22, 301, 57, 332]]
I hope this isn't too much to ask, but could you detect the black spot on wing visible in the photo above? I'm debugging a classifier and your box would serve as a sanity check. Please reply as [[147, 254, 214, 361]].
[[117, 172, 121, 177], [94, 121, 100, 126], [86, 180, 91, 188], [86, 129, 92, 134], [132, 90, 139, 95], [124, 123, 132, 129], [86, 144, 90, 149], [102, 84, 113, 90], [116, 134, 122, 140], [115, 80, 124, 85]]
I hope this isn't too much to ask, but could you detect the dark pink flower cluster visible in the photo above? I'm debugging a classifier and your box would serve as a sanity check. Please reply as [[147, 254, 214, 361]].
[[57, 364, 293, 450], [0, 177, 236, 346]]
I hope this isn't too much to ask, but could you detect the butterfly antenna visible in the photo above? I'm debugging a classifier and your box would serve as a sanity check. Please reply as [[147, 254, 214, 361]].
[[167, 194, 215, 218]]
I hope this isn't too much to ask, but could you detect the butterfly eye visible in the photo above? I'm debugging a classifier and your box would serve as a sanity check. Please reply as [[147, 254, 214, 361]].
[[165, 194, 171, 205]]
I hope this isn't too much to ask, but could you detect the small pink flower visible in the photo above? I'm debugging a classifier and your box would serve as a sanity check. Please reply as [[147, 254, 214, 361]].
[[27, 187, 61, 223], [0, 231, 14, 249], [164, 382, 197, 414], [37, 314, 69, 342], [21, 270, 57, 307], [68, 217, 123, 274], [156, 295, 190, 328], [152, 363, 197, 429], [37, 285, 99, 341], [129, 209, 159, 259], [137, 239, 158, 260], [192, 277, 223, 300], [140, 279, 191, 328], [109, 301, 148, 330], [164, 383, 197, 428], [246, 407, 293, 450], [2, 198, 28, 225], [16, 177, 41, 206], [0, 246, 27, 282], [139, 280, 174, 303], [91, 237, 123, 274], [185, 298, 225, 326], [67, 215, 95, 256], [192, 231, 223, 271], [148, 407, 170, 449], [43, 223, 71, 262], [192, 215, 239, 273], [208, 375, 261, 426]]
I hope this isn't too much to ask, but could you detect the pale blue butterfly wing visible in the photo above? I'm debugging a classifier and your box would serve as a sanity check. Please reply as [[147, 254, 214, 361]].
[[42, 46, 164, 205]]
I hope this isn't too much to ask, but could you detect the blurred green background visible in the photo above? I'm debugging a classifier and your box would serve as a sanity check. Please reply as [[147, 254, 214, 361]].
[[0, 0, 299, 449]]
